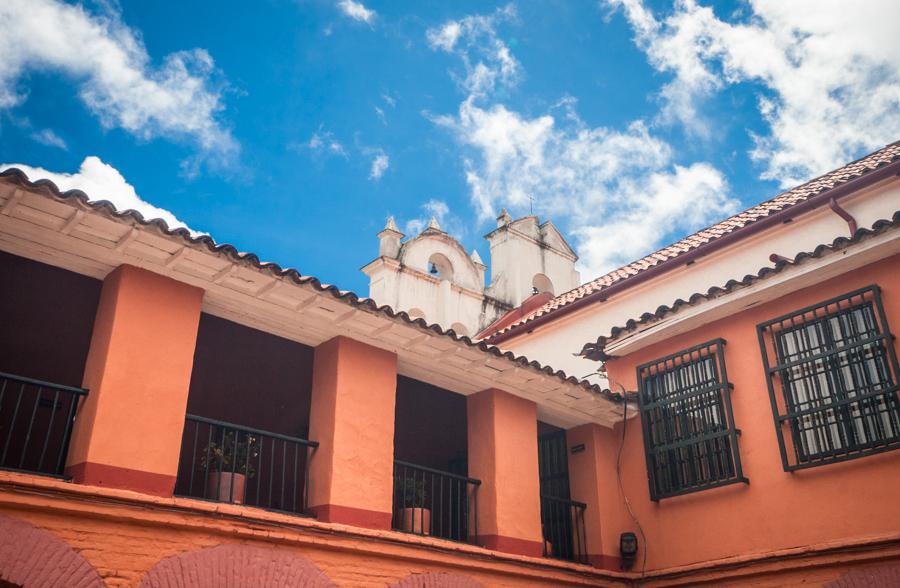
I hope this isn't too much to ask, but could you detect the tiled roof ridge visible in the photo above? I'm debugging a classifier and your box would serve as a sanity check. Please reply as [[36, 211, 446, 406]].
[[0, 168, 621, 402], [486, 141, 900, 341], [580, 209, 900, 361]]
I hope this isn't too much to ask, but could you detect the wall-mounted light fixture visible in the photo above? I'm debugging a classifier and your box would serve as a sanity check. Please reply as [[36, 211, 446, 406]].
[[620, 532, 638, 570]]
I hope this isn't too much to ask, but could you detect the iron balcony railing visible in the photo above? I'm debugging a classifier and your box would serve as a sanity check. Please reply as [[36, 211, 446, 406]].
[[0, 371, 87, 478], [175, 414, 319, 515], [541, 494, 588, 564], [392, 460, 480, 544]]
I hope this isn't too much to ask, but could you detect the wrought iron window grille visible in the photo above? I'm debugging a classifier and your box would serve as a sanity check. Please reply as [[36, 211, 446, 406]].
[[636, 338, 747, 501], [757, 285, 900, 471]]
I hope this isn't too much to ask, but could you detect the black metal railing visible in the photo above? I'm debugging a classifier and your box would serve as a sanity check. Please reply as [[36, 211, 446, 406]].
[[175, 414, 318, 515], [392, 460, 480, 544], [541, 495, 588, 564], [0, 371, 87, 478]]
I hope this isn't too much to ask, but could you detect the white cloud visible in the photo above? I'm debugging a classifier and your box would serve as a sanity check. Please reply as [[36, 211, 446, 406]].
[[30, 128, 67, 150], [0, 0, 237, 164], [305, 130, 347, 157], [427, 7, 738, 278], [1, 157, 200, 235], [606, 0, 900, 186], [436, 99, 737, 275], [405, 199, 451, 235], [337, 0, 375, 24], [369, 149, 389, 180], [426, 4, 521, 97]]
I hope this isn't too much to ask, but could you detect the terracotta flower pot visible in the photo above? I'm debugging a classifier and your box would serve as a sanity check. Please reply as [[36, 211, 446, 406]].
[[400, 507, 431, 535], [207, 471, 246, 504]]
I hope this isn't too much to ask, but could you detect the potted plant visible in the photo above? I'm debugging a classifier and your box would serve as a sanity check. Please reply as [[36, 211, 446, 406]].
[[200, 431, 258, 504], [397, 476, 431, 535]]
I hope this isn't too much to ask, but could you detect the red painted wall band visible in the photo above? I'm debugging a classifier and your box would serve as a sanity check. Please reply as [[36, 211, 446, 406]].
[[589, 553, 624, 570], [66, 462, 175, 497], [310, 504, 392, 530], [477, 534, 544, 558]]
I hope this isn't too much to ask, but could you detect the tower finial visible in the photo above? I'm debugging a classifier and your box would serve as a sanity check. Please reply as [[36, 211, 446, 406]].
[[384, 216, 400, 232], [497, 208, 512, 227], [427, 216, 442, 231]]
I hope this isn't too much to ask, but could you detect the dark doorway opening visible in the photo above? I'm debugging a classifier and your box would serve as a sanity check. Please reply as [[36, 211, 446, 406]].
[[174, 314, 316, 515], [392, 377, 477, 543]]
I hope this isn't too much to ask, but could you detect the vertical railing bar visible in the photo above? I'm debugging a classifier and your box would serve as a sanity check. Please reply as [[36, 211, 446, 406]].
[[36, 388, 60, 472], [187, 419, 198, 496], [473, 483, 478, 545], [56, 393, 78, 475], [268, 436, 276, 508], [304, 446, 311, 513], [202, 424, 213, 499], [256, 432, 264, 506], [18, 386, 43, 469], [243, 431, 252, 505], [430, 472, 435, 537], [280, 439, 287, 510], [292, 441, 299, 513], [228, 428, 238, 503], [216, 426, 227, 502], [1, 383, 27, 465]]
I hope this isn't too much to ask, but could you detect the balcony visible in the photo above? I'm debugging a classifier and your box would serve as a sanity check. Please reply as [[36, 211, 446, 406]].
[[176, 415, 318, 514], [174, 313, 316, 515], [0, 371, 87, 478], [392, 376, 481, 544], [541, 495, 588, 564], [392, 460, 480, 543], [539, 426, 589, 563]]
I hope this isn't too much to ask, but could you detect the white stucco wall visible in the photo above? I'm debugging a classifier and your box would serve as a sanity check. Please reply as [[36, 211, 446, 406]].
[[486, 217, 580, 307], [499, 177, 900, 383]]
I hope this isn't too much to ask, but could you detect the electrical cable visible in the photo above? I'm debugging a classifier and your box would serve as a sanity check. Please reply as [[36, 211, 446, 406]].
[[610, 378, 648, 579], [581, 366, 649, 577]]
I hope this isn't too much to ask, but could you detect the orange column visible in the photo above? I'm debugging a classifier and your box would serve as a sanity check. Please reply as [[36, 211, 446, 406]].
[[567, 423, 623, 569], [307, 336, 397, 530], [467, 388, 543, 557], [66, 265, 203, 496]]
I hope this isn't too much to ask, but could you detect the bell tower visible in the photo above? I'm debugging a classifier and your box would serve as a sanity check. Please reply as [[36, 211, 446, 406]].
[[362, 211, 580, 337]]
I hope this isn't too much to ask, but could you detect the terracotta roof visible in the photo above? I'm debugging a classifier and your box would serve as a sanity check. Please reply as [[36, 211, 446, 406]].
[[581, 210, 900, 361], [485, 141, 900, 342], [0, 167, 623, 403]]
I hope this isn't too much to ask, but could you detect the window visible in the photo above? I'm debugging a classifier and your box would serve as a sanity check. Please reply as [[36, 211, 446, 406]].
[[757, 285, 900, 471], [637, 339, 746, 500]]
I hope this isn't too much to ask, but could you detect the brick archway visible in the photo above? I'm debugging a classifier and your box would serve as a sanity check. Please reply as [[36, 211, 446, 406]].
[[391, 572, 485, 587], [825, 564, 900, 587], [0, 514, 103, 588], [138, 544, 335, 587]]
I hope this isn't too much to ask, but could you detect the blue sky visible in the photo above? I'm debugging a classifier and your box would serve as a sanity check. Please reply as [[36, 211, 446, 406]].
[[2, 0, 898, 294]]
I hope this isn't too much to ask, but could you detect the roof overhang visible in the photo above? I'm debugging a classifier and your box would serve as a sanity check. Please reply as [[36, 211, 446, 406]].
[[589, 213, 900, 361], [0, 170, 624, 428]]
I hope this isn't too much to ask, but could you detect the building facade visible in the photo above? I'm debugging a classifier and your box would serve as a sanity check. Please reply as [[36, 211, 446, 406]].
[[362, 211, 579, 338], [0, 141, 897, 587]]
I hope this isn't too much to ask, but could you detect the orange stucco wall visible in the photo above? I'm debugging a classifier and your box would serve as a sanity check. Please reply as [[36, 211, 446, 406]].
[[467, 388, 543, 557], [2, 472, 897, 587], [602, 253, 900, 572], [66, 265, 203, 496], [0, 472, 629, 587], [308, 336, 398, 529], [567, 423, 621, 570]]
